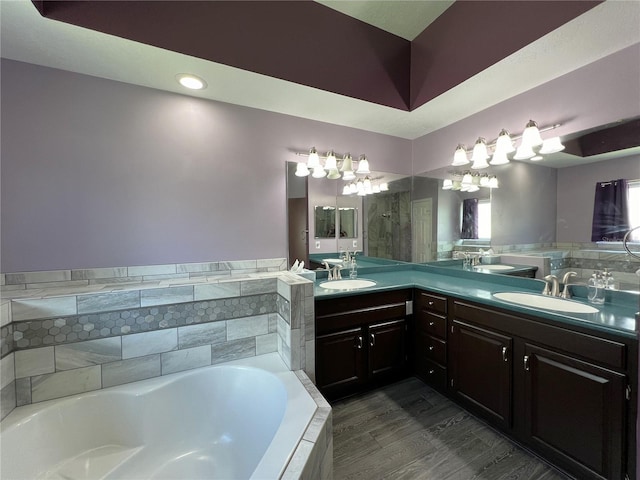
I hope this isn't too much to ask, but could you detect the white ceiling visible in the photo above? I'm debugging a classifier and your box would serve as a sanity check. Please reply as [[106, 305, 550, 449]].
[[1, 0, 639, 143]]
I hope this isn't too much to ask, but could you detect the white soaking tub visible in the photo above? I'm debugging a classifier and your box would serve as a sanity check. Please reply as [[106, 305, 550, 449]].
[[0, 353, 317, 479]]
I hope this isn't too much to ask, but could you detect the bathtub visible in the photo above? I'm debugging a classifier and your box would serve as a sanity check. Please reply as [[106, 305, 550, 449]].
[[0, 353, 318, 479]]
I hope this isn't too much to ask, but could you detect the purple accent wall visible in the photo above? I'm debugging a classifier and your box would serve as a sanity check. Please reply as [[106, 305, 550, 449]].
[[0, 59, 411, 272], [557, 154, 640, 243], [411, 44, 640, 176], [410, 1, 600, 109], [39, 1, 411, 110]]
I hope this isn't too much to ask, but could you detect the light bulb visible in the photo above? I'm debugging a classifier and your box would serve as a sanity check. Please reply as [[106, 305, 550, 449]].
[[513, 144, 536, 160], [490, 149, 510, 165], [327, 168, 341, 179]]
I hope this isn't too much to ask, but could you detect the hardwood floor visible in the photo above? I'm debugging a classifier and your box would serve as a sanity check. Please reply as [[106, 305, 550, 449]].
[[332, 378, 571, 480]]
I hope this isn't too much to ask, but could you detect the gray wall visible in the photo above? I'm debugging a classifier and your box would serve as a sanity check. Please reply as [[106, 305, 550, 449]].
[[492, 162, 557, 245], [557, 154, 640, 243], [1, 59, 411, 272]]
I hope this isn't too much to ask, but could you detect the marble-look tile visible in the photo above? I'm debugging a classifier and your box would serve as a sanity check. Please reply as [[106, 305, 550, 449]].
[[11, 297, 77, 321], [140, 286, 194, 307], [15, 347, 54, 378], [278, 335, 292, 370], [219, 260, 258, 271], [31, 365, 101, 403], [211, 337, 255, 365], [128, 264, 177, 277], [0, 274, 4, 286], [257, 258, 287, 270], [161, 345, 211, 375], [71, 267, 128, 280], [0, 284, 28, 294], [1, 381, 16, 421], [5, 270, 71, 285], [15, 377, 31, 406], [26, 280, 90, 290], [141, 273, 190, 282], [290, 328, 301, 370], [102, 354, 161, 388], [277, 279, 292, 301], [277, 315, 291, 346], [77, 291, 140, 315], [0, 300, 11, 327], [256, 333, 278, 355], [178, 322, 226, 349], [177, 262, 219, 273], [305, 340, 315, 382], [303, 407, 331, 445], [281, 439, 316, 480], [89, 276, 143, 285], [226, 314, 269, 341], [0, 352, 15, 389], [269, 313, 278, 333], [55, 337, 122, 371], [240, 278, 278, 296], [289, 285, 304, 329], [122, 328, 178, 359], [193, 282, 241, 301]]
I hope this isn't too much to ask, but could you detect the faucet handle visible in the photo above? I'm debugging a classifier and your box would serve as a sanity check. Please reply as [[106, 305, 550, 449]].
[[562, 271, 578, 284]]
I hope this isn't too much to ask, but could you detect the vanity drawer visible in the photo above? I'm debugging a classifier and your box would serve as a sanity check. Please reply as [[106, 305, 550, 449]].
[[423, 335, 446, 364], [416, 311, 447, 339], [417, 291, 447, 315], [416, 357, 447, 391]]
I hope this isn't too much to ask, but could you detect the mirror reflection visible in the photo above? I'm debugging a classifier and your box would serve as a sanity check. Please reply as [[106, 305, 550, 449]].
[[338, 208, 357, 238], [314, 206, 336, 238]]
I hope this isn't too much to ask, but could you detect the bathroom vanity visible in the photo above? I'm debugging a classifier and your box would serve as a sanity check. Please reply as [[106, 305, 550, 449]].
[[314, 265, 638, 480]]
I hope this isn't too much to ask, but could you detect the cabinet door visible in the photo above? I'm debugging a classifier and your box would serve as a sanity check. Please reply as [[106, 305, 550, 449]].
[[523, 343, 626, 480], [451, 320, 512, 430], [316, 327, 365, 399], [368, 319, 406, 382]]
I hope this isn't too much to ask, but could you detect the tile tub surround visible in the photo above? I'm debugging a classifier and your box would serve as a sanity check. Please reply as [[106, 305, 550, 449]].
[[0, 266, 314, 420]]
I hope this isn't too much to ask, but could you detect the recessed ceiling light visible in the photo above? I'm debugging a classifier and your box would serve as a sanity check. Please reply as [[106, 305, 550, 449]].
[[176, 74, 207, 90]]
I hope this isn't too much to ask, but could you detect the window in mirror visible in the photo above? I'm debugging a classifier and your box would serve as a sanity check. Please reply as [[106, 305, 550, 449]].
[[478, 199, 491, 239]]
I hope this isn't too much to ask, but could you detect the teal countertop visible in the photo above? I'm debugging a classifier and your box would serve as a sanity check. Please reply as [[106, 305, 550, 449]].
[[313, 264, 639, 339]]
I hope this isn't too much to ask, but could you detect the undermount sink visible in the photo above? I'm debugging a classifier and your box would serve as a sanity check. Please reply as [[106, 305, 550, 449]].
[[474, 265, 515, 271], [319, 279, 376, 290], [493, 292, 599, 314]]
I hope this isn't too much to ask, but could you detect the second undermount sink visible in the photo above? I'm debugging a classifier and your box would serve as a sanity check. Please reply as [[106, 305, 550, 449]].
[[474, 265, 515, 271], [493, 292, 599, 314], [319, 279, 376, 290]]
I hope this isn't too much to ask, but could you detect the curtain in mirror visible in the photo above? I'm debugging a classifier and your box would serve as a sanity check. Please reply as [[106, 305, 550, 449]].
[[461, 198, 479, 239], [591, 179, 630, 241]]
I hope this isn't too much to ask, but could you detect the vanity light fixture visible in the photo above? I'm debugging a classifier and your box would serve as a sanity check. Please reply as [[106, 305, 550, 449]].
[[441, 172, 499, 191], [294, 163, 310, 177], [452, 121, 562, 167], [176, 73, 207, 90], [294, 148, 373, 180]]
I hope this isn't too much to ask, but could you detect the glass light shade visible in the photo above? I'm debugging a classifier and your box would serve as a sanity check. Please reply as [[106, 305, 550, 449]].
[[513, 144, 536, 160], [342, 170, 356, 181], [356, 180, 365, 195], [539, 136, 565, 154], [326, 168, 341, 179], [294, 162, 310, 177], [349, 183, 358, 194], [490, 149, 510, 165], [356, 155, 370, 174], [452, 144, 470, 166], [466, 185, 480, 192], [442, 179, 453, 190], [462, 173, 473, 185], [340, 153, 353, 172], [363, 177, 372, 194], [521, 120, 543, 149], [480, 175, 490, 187], [379, 183, 389, 191], [495, 129, 515, 154], [342, 185, 351, 195], [325, 151, 337, 170], [471, 138, 489, 169], [311, 167, 326, 178], [307, 147, 321, 169], [488, 176, 499, 189], [452, 180, 462, 190], [471, 174, 481, 186]]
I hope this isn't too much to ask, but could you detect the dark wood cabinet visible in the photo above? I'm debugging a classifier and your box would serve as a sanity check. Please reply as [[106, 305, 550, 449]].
[[523, 343, 626, 480], [449, 299, 635, 480], [315, 290, 411, 400], [414, 291, 448, 391], [450, 320, 512, 430]]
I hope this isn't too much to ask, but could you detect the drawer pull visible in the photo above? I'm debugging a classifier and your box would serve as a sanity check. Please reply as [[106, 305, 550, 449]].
[[428, 369, 435, 375], [428, 345, 434, 351], [370, 333, 376, 347], [429, 321, 435, 327], [355, 336, 363, 349], [428, 301, 434, 307], [524, 355, 530, 371], [502, 346, 508, 362]]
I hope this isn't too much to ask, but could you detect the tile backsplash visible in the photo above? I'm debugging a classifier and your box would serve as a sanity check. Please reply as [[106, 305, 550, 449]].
[[0, 258, 315, 421]]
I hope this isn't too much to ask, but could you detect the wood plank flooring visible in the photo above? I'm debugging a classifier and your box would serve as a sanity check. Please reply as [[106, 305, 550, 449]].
[[332, 378, 571, 480]]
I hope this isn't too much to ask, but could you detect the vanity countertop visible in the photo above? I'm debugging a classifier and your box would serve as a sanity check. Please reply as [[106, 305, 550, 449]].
[[313, 264, 639, 339]]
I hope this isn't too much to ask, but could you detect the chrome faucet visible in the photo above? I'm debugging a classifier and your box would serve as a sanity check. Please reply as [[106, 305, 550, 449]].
[[560, 271, 578, 299], [542, 275, 559, 296]]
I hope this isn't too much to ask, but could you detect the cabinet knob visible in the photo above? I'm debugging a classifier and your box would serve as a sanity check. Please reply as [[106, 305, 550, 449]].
[[429, 321, 435, 327], [428, 369, 435, 375], [428, 301, 434, 306], [428, 345, 434, 351]]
